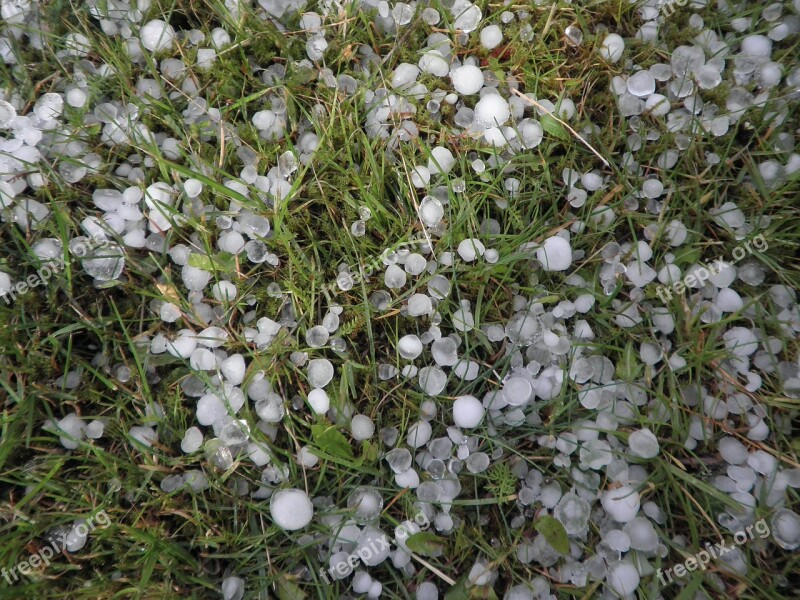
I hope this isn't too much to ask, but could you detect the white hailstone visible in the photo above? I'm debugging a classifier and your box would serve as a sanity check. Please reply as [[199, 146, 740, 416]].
[[628, 428, 660, 458], [357, 527, 392, 565], [181, 426, 203, 453], [406, 420, 432, 448], [221, 354, 246, 385], [419, 51, 449, 77], [428, 147, 456, 175], [391, 63, 420, 89], [34, 92, 64, 120], [605, 530, 631, 552], [308, 388, 330, 415], [772, 509, 800, 550], [416, 582, 439, 600], [624, 517, 658, 552], [306, 325, 329, 348], [581, 171, 603, 191], [0, 100, 16, 127], [55, 413, 85, 449], [306, 36, 328, 61], [625, 260, 656, 287], [474, 94, 510, 128], [467, 560, 493, 586], [66, 87, 88, 108], [518, 119, 543, 148], [190, 348, 217, 370], [85, 420, 105, 439], [182, 179, 203, 198], [297, 445, 319, 467], [452, 308, 474, 332], [196, 48, 216, 70], [645, 93, 670, 116], [723, 327, 758, 357], [536, 236, 573, 271], [212, 281, 237, 301], [599, 33, 625, 63], [221, 576, 245, 600], [398, 335, 423, 359], [385, 264, 407, 289], [580, 439, 613, 470], [408, 294, 433, 316], [198, 326, 228, 348], [740, 35, 772, 58], [393, 465, 420, 487], [480, 25, 503, 50], [451, 65, 484, 95], [451, 0, 482, 32], [156, 302, 179, 323], [411, 165, 431, 188], [210, 27, 231, 49], [351, 415, 375, 440], [601, 485, 641, 522], [717, 288, 743, 312], [307, 358, 334, 388], [554, 492, 591, 534], [606, 560, 640, 596], [627, 70, 655, 97], [483, 126, 510, 147], [166, 331, 197, 359], [140, 20, 176, 53], [457, 238, 485, 262], [418, 366, 447, 396], [719, 437, 748, 464], [453, 395, 485, 428], [405, 254, 427, 275], [419, 197, 444, 227], [129, 426, 157, 448], [182, 265, 211, 291], [270, 488, 314, 531], [253, 110, 277, 131]]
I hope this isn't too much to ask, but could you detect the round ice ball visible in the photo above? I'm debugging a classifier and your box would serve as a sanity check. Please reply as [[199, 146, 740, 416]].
[[351, 414, 375, 441], [606, 560, 640, 596], [480, 24, 503, 50], [451, 64, 484, 95], [601, 485, 641, 522], [270, 488, 314, 531], [536, 236, 573, 271], [140, 20, 176, 53], [599, 33, 625, 63], [453, 395, 485, 428], [474, 94, 510, 127]]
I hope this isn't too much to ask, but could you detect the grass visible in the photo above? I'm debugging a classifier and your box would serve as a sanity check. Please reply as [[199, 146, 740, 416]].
[[1, 0, 800, 598]]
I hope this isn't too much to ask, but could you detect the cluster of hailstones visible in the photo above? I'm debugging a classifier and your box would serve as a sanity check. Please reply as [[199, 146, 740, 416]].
[[0, 0, 798, 597]]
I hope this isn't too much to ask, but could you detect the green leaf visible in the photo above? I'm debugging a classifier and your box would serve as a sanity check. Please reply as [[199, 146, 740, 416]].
[[534, 515, 570, 554], [444, 577, 470, 600], [540, 114, 569, 141], [187, 251, 236, 273], [276, 576, 306, 600], [188, 253, 216, 271], [310, 423, 355, 462], [615, 340, 642, 382], [360, 439, 379, 464], [405, 531, 447, 557]]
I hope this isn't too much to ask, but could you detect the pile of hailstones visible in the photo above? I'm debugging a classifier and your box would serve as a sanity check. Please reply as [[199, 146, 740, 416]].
[[0, 0, 798, 597]]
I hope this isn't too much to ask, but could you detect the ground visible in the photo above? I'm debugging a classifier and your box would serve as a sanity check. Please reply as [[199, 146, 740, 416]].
[[0, 0, 799, 598]]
